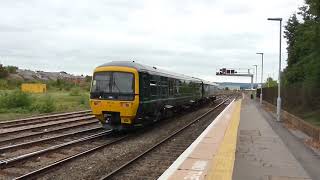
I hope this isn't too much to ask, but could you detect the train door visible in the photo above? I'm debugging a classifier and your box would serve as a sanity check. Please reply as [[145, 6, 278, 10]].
[[139, 72, 150, 101]]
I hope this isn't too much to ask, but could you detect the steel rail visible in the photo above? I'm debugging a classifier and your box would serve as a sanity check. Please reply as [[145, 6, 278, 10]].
[[0, 112, 92, 129], [0, 126, 104, 152], [0, 130, 112, 168], [100, 97, 232, 179], [14, 97, 230, 180], [0, 115, 96, 136], [0, 110, 90, 126], [0, 121, 99, 145], [14, 135, 129, 180]]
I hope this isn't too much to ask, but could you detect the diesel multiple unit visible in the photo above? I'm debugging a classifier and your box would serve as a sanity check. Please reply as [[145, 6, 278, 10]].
[[90, 61, 219, 130]]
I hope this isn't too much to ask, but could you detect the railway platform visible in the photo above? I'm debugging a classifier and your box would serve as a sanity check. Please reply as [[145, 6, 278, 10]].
[[159, 94, 314, 180]]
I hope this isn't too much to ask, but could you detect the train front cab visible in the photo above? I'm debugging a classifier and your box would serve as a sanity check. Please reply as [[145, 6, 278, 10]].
[[89, 66, 140, 130]]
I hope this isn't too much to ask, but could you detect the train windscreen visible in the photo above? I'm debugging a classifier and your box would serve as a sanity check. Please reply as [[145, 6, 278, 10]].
[[90, 72, 134, 100]]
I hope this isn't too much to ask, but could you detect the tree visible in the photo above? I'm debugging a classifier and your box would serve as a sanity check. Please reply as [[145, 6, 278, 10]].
[[5, 66, 18, 74], [284, 14, 300, 67], [304, 0, 320, 20], [85, 75, 92, 82], [265, 77, 278, 87], [298, 5, 313, 21], [0, 64, 8, 78], [283, 0, 320, 87]]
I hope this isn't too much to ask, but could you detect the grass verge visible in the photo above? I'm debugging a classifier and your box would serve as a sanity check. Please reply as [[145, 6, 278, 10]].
[[0, 90, 89, 121]]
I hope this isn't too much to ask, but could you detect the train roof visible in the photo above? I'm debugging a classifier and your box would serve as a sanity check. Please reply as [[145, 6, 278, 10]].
[[98, 61, 202, 82], [202, 80, 219, 86]]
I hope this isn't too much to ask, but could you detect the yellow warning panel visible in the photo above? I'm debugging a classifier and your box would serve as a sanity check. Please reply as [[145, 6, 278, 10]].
[[21, 83, 47, 93], [206, 100, 241, 180]]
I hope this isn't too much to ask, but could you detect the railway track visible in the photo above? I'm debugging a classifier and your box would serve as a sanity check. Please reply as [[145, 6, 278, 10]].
[[0, 110, 91, 129], [0, 120, 99, 146], [0, 129, 127, 180], [0, 126, 104, 152], [0, 130, 111, 167], [0, 111, 99, 148], [100, 97, 233, 180], [0, 114, 96, 136], [0, 109, 113, 179], [0, 96, 232, 180], [14, 135, 128, 180]]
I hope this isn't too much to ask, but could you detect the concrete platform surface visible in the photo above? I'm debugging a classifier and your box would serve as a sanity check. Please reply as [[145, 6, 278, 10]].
[[159, 99, 241, 180], [233, 95, 311, 180]]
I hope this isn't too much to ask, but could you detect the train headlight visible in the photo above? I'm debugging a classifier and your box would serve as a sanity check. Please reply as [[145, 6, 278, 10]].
[[120, 102, 131, 108], [92, 101, 101, 105]]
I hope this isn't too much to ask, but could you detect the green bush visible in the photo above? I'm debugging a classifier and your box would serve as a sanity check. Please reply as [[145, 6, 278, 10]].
[[5, 66, 18, 74], [46, 79, 78, 91], [0, 90, 32, 109], [69, 87, 81, 96], [65, 85, 72, 91], [0, 65, 8, 78], [85, 75, 92, 82], [7, 79, 23, 89], [35, 95, 56, 113], [0, 79, 23, 90], [0, 80, 8, 90], [79, 95, 89, 105]]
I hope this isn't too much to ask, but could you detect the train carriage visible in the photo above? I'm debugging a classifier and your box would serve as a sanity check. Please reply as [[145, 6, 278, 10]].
[[202, 81, 219, 100], [90, 61, 218, 130]]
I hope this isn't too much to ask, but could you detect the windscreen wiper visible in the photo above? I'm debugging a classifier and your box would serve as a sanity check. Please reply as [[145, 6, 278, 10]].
[[113, 80, 121, 93]]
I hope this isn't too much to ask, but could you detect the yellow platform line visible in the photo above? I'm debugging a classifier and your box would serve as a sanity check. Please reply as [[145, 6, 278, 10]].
[[206, 100, 242, 180]]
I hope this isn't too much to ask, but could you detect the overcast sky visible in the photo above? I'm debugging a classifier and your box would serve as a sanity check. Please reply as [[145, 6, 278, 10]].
[[0, 0, 304, 83]]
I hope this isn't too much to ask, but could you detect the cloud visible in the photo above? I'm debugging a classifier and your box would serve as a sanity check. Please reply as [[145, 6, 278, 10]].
[[0, 0, 304, 82]]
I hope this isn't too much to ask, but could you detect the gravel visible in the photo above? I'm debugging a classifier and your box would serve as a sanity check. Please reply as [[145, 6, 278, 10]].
[[39, 100, 224, 180], [107, 105, 226, 180], [0, 98, 228, 180]]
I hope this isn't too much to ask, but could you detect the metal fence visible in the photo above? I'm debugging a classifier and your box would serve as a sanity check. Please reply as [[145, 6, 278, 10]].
[[257, 85, 320, 115], [257, 85, 320, 141]]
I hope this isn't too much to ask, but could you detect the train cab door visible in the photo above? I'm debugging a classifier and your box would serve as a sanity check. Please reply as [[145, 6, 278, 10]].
[[139, 72, 151, 101]]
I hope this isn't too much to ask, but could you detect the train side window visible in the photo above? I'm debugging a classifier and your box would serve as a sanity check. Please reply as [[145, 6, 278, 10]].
[[180, 80, 187, 95], [168, 78, 174, 96], [150, 80, 156, 86], [150, 75, 158, 98], [160, 77, 168, 97], [175, 79, 181, 96], [150, 81, 157, 96]]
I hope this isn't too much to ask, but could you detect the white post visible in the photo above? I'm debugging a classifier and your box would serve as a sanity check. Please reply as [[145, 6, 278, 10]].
[[268, 17, 282, 121], [256, 53, 264, 105], [255, 65, 257, 84], [251, 75, 253, 90], [276, 20, 282, 122]]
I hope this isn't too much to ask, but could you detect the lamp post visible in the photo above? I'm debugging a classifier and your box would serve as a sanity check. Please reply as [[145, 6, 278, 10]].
[[256, 53, 263, 104], [268, 17, 282, 122], [253, 65, 258, 86]]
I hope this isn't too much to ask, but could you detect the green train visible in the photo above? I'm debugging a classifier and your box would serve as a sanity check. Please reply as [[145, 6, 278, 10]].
[[89, 61, 219, 130]]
